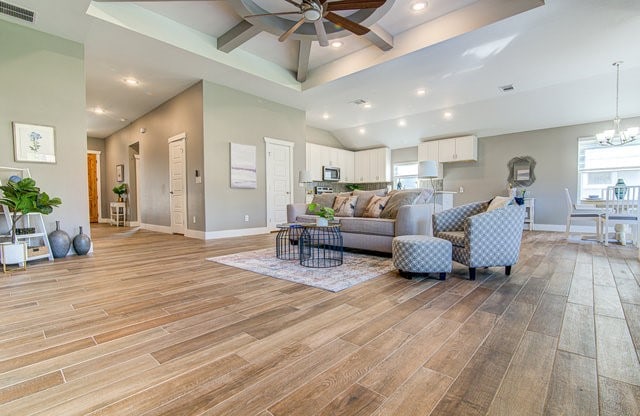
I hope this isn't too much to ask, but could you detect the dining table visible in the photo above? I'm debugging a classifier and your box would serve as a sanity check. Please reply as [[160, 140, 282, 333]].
[[579, 197, 635, 245]]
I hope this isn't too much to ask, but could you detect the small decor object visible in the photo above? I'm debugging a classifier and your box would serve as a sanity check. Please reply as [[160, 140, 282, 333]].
[[308, 202, 334, 226], [230, 143, 257, 189], [73, 226, 91, 255], [514, 189, 527, 206], [112, 183, 128, 202], [13, 122, 56, 163], [0, 178, 61, 244], [614, 178, 627, 199], [116, 164, 124, 182], [48, 220, 71, 258]]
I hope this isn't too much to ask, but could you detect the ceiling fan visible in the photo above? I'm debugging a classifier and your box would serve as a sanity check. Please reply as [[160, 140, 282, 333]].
[[244, 0, 386, 46]]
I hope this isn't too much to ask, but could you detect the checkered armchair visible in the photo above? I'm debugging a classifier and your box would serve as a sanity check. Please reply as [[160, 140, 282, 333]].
[[433, 201, 526, 280]]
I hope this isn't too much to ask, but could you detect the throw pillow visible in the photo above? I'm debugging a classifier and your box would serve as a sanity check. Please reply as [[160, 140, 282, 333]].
[[363, 195, 390, 218], [306, 193, 336, 214], [333, 195, 358, 217], [353, 189, 388, 217], [486, 196, 514, 212], [380, 189, 428, 219]]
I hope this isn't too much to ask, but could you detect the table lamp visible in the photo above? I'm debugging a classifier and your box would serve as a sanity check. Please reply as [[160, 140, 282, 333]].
[[299, 170, 312, 195], [419, 160, 439, 211]]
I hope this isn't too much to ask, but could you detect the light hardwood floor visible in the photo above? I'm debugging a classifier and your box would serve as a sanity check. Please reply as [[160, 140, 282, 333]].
[[0, 225, 639, 415]]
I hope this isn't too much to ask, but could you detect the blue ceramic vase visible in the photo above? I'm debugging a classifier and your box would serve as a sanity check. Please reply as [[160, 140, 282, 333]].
[[614, 178, 627, 200], [48, 220, 71, 258], [73, 226, 91, 255]]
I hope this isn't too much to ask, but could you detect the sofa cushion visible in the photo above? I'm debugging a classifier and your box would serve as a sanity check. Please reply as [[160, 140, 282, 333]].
[[380, 189, 434, 219], [333, 195, 358, 217], [436, 231, 467, 248], [353, 189, 388, 217], [339, 217, 395, 237], [486, 196, 513, 212], [306, 193, 336, 214], [363, 195, 390, 218]]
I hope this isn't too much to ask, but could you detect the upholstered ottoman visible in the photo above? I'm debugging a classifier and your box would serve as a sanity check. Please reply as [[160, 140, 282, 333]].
[[392, 235, 452, 280]]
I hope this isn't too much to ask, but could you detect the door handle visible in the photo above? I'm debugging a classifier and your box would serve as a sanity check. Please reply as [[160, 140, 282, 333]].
[[170, 191, 174, 195]]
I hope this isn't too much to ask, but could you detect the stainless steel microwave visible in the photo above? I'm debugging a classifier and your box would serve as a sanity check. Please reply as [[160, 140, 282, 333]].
[[322, 166, 340, 181]]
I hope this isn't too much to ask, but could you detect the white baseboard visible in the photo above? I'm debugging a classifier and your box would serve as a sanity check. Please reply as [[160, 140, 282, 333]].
[[140, 223, 173, 234], [185, 229, 205, 239], [534, 224, 598, 233], [98, 217, 110, 224], [203, 227, 269, 240], [128, 221, 140, 227]]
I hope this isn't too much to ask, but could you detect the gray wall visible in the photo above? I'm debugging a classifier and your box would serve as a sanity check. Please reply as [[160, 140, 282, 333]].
[[87, 137, 107, 219], [0, 20, 88, 239], [403, 116, 640, 226], [105, 82, 204, 229], [203, 81, 306, 230], [306, 126, 345, 148]]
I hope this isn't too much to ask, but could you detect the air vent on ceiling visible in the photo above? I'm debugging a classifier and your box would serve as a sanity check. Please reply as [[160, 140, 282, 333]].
[[350, 99, 368, 106], [499, 84, 515, 92], [0, 1, 35, 23]]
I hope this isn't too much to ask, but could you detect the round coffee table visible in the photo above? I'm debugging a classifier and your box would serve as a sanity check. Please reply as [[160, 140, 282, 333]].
[[299, 223, 343, 268], [275, 223, 304, 260]]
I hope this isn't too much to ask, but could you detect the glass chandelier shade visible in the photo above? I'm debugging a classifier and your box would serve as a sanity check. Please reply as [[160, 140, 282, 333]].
[[596, 62, 638, 146]]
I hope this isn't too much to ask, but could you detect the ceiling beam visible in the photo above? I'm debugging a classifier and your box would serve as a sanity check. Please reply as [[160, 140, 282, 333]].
[[218, 21, 261, 53], [297, 39, 312, 82], [364, 24, 393, 51]]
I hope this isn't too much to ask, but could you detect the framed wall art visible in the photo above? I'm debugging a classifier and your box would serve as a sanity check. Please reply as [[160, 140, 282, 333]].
[[230, 142, 257, 189], [116, 164, 124, 182], [13, 122, 56, 164]]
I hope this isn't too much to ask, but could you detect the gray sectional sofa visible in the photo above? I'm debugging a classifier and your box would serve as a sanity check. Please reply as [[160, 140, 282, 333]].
[[286, 189, 433, 253]]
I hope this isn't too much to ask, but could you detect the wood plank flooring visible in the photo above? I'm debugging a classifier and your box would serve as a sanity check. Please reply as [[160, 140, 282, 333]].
[[0, 225, 639, 415]]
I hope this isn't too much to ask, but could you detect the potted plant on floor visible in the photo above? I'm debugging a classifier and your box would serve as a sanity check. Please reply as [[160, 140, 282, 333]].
[[0, 177, 61, 266], [308, 203, 335, 226], [112, 183, 128, 202]]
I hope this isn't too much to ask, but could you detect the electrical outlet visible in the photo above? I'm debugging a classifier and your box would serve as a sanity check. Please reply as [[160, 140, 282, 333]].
[[192, 216, 196, 223], [244, 215, 249, 222], [459, 186, 464, 193]]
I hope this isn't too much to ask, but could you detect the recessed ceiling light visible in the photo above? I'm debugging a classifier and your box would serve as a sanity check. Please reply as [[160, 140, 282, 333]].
[[363, 103, 372, 109], [411, 2, 427, 12], [359, 128, 366, 134], [120, 118, 127, 122], [416, 88, 426, 96], [330, 41, 343, 48], [93, 107, 105, 115], [398, 119, 407, 127], [123, 77, 140, 86], [322, 113, 330, 120], [443, 111, 453, 119]]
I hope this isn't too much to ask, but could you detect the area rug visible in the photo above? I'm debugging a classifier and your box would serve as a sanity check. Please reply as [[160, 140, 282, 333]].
[[207, 248, 395, 292]]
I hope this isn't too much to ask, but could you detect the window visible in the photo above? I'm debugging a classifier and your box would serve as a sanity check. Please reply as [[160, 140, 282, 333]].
[[393, 162, 419, 190], [578, 137, 640, 199]]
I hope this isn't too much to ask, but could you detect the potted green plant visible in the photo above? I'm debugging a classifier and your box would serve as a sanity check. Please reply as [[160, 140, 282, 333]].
[[112, 183, 128, 202], [307, 202, 334, 226], [0, 178, 61, 266]]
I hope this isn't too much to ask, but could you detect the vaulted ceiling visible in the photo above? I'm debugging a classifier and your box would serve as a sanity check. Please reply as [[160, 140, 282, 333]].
[[3, 0, 640, 149]]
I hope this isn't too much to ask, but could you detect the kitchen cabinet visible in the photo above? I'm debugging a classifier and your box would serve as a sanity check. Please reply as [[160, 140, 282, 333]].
[[354, 147, 391, 183], [437, 135, 477, 162], [417, 141, 444, 179], [338, 149, 355, 183], [305, 143, 354, 182]]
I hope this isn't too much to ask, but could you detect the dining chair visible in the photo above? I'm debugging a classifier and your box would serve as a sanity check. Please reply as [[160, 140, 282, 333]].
[[564, 188, 603, 240], [602, 185, 640, 246]]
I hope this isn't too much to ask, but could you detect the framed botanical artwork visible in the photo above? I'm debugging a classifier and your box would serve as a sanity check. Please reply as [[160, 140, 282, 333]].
[[13, 122, 56, 164], [116, 164, 124, 182]]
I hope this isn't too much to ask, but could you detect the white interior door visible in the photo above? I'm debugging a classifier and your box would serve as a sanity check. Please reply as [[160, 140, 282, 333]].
[[265, 138, 293, 230], [169, 134, 187, 234]]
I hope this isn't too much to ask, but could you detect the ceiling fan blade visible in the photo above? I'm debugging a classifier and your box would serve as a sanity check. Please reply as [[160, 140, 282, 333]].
[[283, 0, 302, 6], [314, 20, 329, 46], [245, 11, 302, 18], [324, 12, 370, 35], [325, 0, 385, 11], [279, 18, 306, 42]]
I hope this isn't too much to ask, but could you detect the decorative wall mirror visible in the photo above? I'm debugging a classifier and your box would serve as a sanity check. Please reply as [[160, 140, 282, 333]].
[[507, 156, 536, 187]]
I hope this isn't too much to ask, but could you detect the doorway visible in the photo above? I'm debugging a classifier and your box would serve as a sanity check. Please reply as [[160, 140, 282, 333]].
[[168, 133, 187, 235], [265, 137, 294, 230], [87, 151, 101, 223]]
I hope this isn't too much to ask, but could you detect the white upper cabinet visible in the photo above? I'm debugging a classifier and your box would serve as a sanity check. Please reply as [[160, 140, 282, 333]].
[[418, 140, 438, 162], [353, 147, 391, 183], [438, 135, 478, 162], [305, 143, 354, 182], [338, 149, 354, 183]]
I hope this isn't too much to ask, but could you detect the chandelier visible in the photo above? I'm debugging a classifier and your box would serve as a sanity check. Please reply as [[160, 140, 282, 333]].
[[596, 61, 639, 146]]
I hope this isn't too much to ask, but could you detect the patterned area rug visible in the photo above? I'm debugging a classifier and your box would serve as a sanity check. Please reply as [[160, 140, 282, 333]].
[[207, 248, 395, 292]]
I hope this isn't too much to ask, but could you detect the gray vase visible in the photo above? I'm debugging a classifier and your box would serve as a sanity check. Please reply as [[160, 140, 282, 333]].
[[73, 226, 91, 256], [48, 220, 71, 258]]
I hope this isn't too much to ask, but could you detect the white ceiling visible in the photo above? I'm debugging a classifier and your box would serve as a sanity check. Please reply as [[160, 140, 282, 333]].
[[3, 0, 640, 149]]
